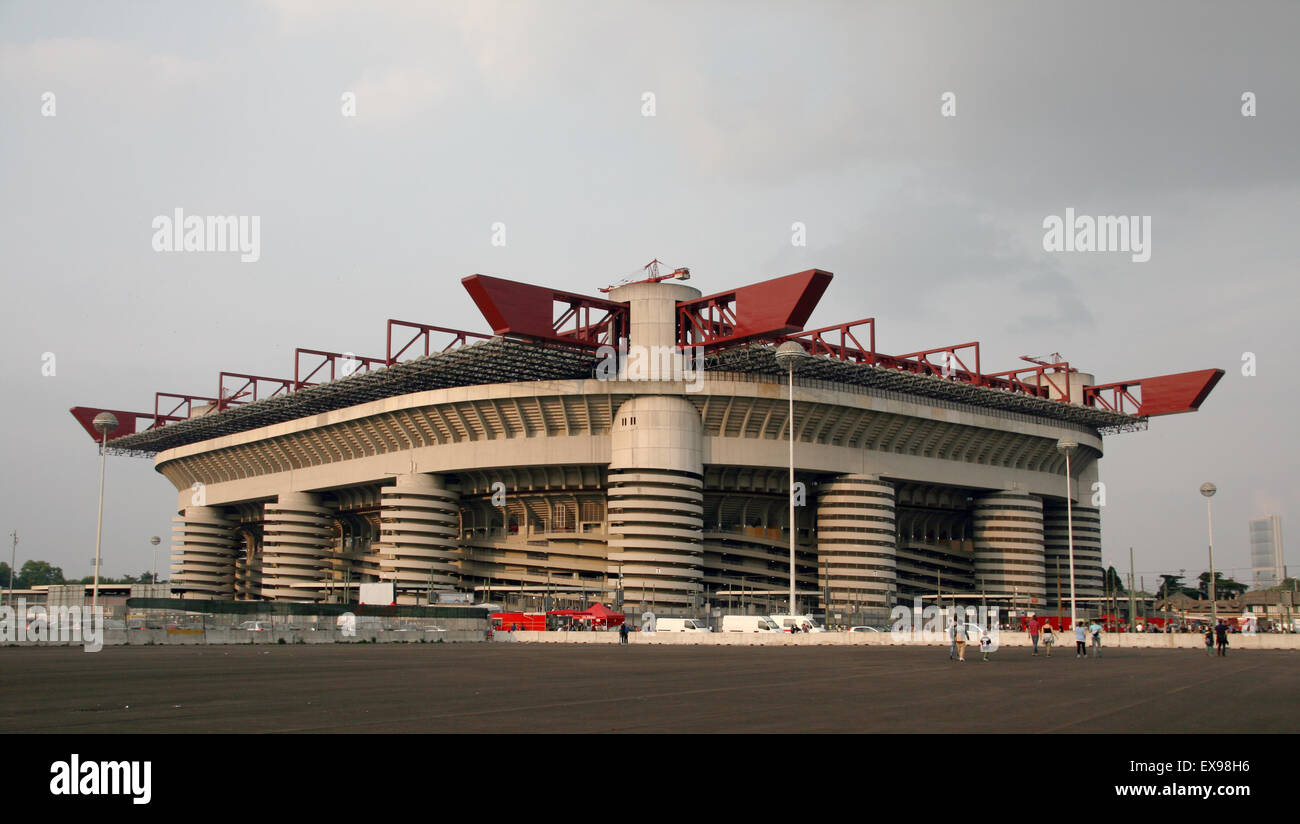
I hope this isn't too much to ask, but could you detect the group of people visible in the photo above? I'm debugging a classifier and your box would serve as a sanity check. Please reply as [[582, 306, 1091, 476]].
[[947, 621, 995, 661], [1205, 620, 1231, 656], [1024, 616, 1103, 658]]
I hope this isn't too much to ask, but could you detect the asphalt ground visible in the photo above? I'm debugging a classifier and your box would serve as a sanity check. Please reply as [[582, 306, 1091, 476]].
[[1, 644, 1295, 733]]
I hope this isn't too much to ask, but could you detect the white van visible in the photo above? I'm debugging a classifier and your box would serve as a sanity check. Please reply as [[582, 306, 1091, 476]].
[[769, 614, 826, 633], [655, 618, 712, 633], [721, 615, 781, 633]]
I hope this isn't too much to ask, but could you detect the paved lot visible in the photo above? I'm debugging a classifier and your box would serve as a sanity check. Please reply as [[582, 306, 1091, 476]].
[[1, 644, 1295, 733]]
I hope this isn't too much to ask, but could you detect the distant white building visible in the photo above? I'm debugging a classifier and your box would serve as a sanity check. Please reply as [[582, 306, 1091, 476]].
[[1250, 515, 1285, 590]]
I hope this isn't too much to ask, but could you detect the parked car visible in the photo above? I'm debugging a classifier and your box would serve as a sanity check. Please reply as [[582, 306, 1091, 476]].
[[848, 626, 881, 633], [238, 621, 272, 632]]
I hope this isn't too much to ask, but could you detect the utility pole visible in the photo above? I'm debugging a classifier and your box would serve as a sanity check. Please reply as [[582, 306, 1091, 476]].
[[1056, 559, 1062, 628], [6, 530, 15, 605], [1128, 548, 1137, 632], [7, 531, 16, 607], [822, 558, 831, 627]]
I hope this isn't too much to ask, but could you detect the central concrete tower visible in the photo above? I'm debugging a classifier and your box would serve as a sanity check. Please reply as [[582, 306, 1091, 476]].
[[605, 281, 704, 610]]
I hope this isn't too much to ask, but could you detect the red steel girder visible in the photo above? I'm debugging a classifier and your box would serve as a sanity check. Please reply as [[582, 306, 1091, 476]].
[[386, 320, 493, 364], [982, 363, 1072, 401], [781, 318, 877, 363], [217, 372, 293, 411], [462, 274, 628, 348], [883, 342, 982, 386], [152, 392, 220, 429], [677, 269, 832, 350], [294, 348, 387, 388]]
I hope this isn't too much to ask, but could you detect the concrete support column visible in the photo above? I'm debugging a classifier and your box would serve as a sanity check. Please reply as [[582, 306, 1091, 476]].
[[233, 521, 264, 601], [1044, 504, 1103, 601], [973, 491, 1046, 605], [261, 492, 334, 602], [375, 473, 461, 602], [607, 396, 704, 611], [171, 506, 238, 598], [816, 475, 896, 618]]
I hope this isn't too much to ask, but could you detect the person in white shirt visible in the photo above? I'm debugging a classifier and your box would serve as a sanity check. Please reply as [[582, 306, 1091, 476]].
[[953, 620, 968, 662]]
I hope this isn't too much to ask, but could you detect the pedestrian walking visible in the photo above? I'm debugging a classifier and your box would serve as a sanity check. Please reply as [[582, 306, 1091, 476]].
[[1215, 620, 1229, 657], [1026, 614, 1041, 656], [1042, 623, 1055, 656], [948, 617, 958, 660], [619, 622, 629, 644], [953, 620, 968, 662], [980, 629, 993, 661], [1074, 621, 1087, 658], [1089, 620, 1103, 658], [1204, 626, 1214, 656]]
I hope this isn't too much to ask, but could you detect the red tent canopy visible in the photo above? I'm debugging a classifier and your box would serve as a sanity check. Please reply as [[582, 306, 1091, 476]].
[[576, 603, 625, 626]]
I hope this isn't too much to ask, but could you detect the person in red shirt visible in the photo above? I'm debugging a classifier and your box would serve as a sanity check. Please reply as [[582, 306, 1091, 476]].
[[1025, 615, 1042, 656]]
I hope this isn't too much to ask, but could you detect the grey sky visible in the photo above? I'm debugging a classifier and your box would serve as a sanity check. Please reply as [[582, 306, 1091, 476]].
[[2, 0, 1296, 588]]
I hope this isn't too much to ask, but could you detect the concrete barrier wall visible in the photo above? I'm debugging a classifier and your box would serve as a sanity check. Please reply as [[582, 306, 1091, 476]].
[[12, 627, 1296, 650], [495, 630, 1300, 650], [6, 624, 488, 648]]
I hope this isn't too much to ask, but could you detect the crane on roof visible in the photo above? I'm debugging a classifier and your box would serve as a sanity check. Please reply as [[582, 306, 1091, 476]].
[[599, 259, 690, 293]]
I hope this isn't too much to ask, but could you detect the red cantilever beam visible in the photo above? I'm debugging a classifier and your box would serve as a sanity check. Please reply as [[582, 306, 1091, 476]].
[[1084, 369, 1225, 416], [462, 274, 627, 347], [677, 269, 833, 349], [69, 407, 152, 443]]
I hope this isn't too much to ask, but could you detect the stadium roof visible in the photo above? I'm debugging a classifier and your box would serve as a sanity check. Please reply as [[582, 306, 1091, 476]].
[[95, 337, 1141, 457]]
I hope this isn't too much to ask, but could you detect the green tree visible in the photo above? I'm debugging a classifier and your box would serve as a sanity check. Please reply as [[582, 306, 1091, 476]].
[[0, 561, 16, 590], [19, 560, 64, 586], [1158, 574, 1197, 599], [1105, 566, 1126, 594], [1197, 571, 1246, 600]]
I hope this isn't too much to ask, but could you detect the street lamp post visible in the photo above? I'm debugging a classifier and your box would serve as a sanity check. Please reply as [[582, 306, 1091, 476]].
[[7, 530, 16, 608], [1056, 439, 1079, 629], [1201, 483, 1217, 628], [775, 342, 810, 616], [150, 535, 161, 585], [91, 412, 118, 615]]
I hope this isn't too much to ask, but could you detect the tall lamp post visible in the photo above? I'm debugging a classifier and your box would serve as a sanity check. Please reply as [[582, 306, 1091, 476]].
[[775, 342, 810, 616], [150, 535, 161, 584], [1201, 483, 1217, 628], [1056, 439, 1078, 629], [91, 412, 118, 615], [7, 530, 16, 607]]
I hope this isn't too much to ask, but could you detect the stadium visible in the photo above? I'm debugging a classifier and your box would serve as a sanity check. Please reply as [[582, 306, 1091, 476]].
[[71, 265, 1223, 620]]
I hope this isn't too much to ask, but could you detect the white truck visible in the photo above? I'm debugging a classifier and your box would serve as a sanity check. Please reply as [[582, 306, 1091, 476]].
[[654, 618, 712, 633], [721, 615, 782, 633], [769, 614, 826, 633]]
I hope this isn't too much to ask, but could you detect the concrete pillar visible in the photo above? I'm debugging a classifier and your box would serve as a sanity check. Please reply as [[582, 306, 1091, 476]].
[[816, 476, 896, 619], [171, 506, 238, 598], [1044, 504, 1104, 601], [973, 491, 1046, 606], [375, 473, 461, 602], [233, 522, 264, 601], [261, 492, 334, 602], [607, 395, 704, 611]]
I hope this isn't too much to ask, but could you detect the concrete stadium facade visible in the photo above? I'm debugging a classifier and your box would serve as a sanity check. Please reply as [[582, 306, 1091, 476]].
[[76, 270, 1220, 618], [160, 280, 1106, 617]]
